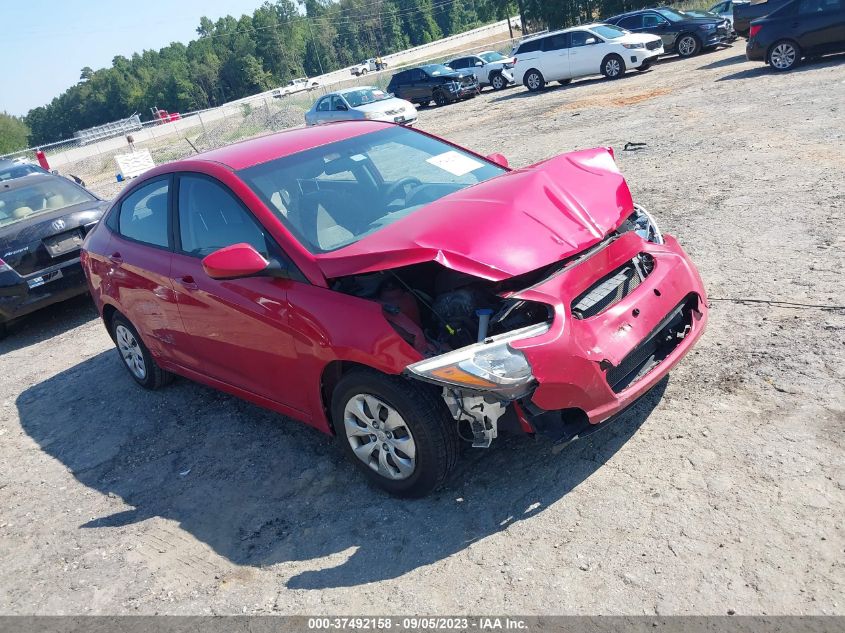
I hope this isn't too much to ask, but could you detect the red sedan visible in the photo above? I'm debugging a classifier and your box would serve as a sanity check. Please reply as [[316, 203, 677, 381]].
[[81, 121, 707, 496]]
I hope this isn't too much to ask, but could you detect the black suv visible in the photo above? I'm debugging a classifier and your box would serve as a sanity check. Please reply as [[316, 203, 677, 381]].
[[386, 64, 479, 107], [605, 7, 731, 57], [746, 0, 845, 69]]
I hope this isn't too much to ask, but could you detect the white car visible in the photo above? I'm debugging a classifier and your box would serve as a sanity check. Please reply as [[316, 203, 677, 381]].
[[350, 58, 387, 76], [446, 50, 516, 90], [273, 77, 320, 98], [305, 87, 417, 126], [512, 23, 664, 91]]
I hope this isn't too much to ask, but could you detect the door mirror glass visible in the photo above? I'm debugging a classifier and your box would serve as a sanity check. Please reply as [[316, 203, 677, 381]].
[[202, 243, 271, 280], [585, 37, 598, 44], [475, 61, 484, 66], [486, 153, 509, 169]]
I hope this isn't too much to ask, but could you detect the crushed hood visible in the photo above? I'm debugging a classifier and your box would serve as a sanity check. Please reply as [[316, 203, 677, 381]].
[[315, 147, 635, 281]]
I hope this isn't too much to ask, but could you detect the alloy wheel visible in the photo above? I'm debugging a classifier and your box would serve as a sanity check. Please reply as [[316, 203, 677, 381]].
[[526, 72, 541, 90], [343, 393, 417, 480], [678, 35, 697, 57], [770, 43, 797, 69], [115, 324, 147, 380], [605, 58, 621, 77], [492, 74, 505, 89]]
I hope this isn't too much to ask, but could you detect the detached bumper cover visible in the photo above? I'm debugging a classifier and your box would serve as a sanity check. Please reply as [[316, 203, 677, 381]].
[[510, 231, 707, 425]]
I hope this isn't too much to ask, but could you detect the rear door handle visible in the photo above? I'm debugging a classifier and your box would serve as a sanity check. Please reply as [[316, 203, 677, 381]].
[[108, 252, 123, 264], [178, 275, 199, 290]]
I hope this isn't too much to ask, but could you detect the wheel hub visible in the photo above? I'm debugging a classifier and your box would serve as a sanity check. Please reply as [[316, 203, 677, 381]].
[[343, 393, 417, 481]]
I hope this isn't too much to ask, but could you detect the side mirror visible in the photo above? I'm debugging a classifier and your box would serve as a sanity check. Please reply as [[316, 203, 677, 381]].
[[486, 152, 510, 169], [475, 61, 484, 66], [202, 243, 286, 280], [585, 37, 598, 44]]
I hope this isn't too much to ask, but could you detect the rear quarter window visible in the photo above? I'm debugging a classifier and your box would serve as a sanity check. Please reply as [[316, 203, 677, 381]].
[[516, 38, 544, 54]]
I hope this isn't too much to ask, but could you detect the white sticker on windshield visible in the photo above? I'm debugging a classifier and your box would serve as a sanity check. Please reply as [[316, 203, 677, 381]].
[[350, 154, 367, 162], [426, 151, 484, 176]]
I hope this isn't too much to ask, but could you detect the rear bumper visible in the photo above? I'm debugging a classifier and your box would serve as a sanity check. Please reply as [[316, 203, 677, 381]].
[[0, 258, 88, 322], [510, 232, 707, 428], [746, 37, 767, 61]]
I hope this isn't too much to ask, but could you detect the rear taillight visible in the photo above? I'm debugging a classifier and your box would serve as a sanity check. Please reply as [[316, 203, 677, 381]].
[[513, 57, 518, 65], [749, 24, 762, 37], [0, 257, 11, 273]]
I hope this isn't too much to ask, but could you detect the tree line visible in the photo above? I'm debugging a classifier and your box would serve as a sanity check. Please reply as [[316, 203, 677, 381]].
[[12, 0, 659, 149]]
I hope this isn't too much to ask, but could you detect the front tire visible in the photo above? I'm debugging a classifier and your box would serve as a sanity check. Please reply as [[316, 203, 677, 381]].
[[768, 40, 800, 71], [433, 90, 449, 106], [111, 313, 172, 390], [490, 73, 507, 90], [601, 54, 626, 79], [676, 33, 701, 57], [523, 69, 545, 92], [636, 60, 653, 72], [331, 369, 459, 497]]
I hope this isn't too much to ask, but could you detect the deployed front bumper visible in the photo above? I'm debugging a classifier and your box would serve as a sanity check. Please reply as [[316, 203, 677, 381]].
[[510, 231, 707, 430]]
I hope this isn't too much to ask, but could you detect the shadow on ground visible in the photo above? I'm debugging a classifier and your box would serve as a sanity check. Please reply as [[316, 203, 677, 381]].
[[17, 349, 667, 590], [717, 51, 845, 80], [0, 294, 98, 355]]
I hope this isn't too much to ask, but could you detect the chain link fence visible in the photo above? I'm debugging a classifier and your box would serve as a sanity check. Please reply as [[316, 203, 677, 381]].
[[5, 32, 519, 200]]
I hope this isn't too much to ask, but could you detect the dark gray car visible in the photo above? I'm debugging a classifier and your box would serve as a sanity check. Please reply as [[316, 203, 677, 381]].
[[605, 7, 732, 56]]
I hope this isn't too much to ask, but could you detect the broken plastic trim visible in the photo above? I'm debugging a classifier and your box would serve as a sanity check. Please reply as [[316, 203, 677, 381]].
[[404, 321, 550, 399]]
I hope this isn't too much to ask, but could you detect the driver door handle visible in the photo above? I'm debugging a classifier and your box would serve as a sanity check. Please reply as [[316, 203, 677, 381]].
[[178, 275, 199, 290]]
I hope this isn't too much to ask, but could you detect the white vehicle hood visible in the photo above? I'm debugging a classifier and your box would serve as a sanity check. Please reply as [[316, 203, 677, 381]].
[[354, 97, 415, 114], [618, 32, 663, 45]]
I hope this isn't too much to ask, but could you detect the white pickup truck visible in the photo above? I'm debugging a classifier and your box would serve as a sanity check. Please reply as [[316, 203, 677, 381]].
[[350, 58, 387, 76], [273, 77, 320, 98]]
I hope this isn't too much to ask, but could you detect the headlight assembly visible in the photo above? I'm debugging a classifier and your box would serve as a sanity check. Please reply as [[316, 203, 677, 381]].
[[406, 322, 550, 398], [631, 204, 664, 245], [622, 42, 646, 49]]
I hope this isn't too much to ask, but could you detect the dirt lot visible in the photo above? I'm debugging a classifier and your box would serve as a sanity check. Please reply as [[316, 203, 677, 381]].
[[1, 45, 843, 615]]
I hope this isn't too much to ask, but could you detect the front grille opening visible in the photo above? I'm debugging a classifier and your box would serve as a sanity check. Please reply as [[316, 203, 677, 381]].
[[605, 293, 698, 393], [572, 253, 654, 320]]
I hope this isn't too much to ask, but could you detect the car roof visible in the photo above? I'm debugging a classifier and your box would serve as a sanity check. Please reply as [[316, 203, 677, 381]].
[[336, 86, 380, 95], [518, 22, 613, 42], [176, 121, 395, 171]]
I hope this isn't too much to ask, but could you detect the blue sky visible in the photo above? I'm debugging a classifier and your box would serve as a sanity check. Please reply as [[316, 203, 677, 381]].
[[2, 0, 268, 116]]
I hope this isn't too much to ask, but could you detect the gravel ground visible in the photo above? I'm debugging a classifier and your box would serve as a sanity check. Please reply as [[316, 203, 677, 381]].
[[1, 45, 843, 615]]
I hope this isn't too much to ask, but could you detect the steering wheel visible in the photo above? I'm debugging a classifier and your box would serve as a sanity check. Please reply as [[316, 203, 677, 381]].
[[383, 177, 423, 206]]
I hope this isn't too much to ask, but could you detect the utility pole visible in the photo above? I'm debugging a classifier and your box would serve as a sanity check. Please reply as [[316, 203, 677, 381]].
[[516, 0, 528, 34]]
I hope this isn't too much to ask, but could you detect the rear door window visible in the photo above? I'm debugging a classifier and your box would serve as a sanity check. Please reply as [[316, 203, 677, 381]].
[[118, 179, 170, 248], [543, 33, 571, 51], [617, 14, 644, 29]]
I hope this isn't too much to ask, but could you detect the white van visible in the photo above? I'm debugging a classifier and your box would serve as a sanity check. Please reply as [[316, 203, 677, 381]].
[[512, 23, 664, 91]]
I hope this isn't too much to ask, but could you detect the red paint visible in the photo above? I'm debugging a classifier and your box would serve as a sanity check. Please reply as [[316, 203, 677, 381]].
[[82, 122, 707, 439]]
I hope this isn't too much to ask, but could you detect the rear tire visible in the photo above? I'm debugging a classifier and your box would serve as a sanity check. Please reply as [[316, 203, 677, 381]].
[[768, 39, 800, 71], [361, 68, 368, 75], [558, 78, 572, 85], [676, 33, 701, 57], [0, 321, 7, 341], [601, 54, 626, 79], [331, 368, 459, 497], [111, 313, 172, 390], [523, 69, 545, 92]]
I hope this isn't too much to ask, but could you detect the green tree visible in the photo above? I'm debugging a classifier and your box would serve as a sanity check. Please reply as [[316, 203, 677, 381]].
[[0, 112, 30, 154]]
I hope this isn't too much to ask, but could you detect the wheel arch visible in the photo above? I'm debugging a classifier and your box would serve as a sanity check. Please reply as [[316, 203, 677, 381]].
[[320, 360, 404, 435]]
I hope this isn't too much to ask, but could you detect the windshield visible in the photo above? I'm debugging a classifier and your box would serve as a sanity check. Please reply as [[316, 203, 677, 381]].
[[0, 163, 48, 182], [590, 24, 628, 38], [0, 179, 95, 227], [239, 126, 506, 253], [423, 64, 454, 76], [656, 7, 689, 20], [342, 88, 391, 108], [479, 51, 507, 62]]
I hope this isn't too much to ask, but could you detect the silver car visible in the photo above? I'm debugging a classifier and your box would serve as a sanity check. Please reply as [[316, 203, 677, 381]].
[[305, 87, 418, 127]]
